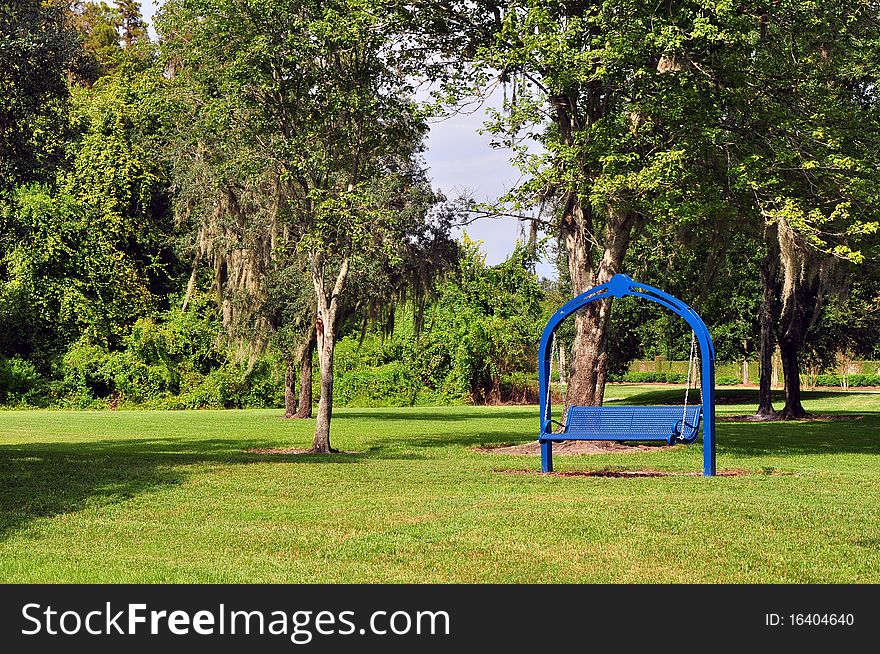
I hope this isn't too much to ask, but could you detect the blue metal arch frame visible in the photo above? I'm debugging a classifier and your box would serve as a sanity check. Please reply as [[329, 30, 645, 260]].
[[538, 274, 716, 476]]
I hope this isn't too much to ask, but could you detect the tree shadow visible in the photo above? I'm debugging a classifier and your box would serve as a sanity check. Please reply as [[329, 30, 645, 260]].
[[402, 427, 537, 450], [337, 409, 531, 421], [715, 417, 880, 457], [0, 437, 366, 542], [605, 387, 861, 406], [402, 415, 880, 459]]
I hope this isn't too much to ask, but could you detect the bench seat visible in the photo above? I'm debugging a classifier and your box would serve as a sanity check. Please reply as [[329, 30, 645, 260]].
[[541, 405, 702, 445]]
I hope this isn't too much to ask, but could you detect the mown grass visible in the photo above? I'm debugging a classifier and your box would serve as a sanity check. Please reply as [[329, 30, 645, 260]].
[[1, 385, 878, 583]]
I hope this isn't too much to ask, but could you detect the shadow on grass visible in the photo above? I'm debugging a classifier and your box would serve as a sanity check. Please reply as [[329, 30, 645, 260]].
[[336, 409, 531, 422], [0, 438, 366, 542], [606, 387, 866, 406], [716, 417, 880, 457], [401, 414, 880, 459]]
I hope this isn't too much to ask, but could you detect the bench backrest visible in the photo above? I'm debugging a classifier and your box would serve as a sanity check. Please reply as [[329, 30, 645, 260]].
[[566, 405, 702, 436]]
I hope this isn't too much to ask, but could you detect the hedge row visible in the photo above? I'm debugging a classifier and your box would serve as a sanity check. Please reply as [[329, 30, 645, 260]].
[[814, 373, 880, 387], [608, 371, 689, 384], [609, 371, 880, 387]]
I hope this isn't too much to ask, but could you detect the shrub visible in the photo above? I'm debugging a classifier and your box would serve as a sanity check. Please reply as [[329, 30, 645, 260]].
[[500, 371, 539, 404], [607, 371, 699, 384], [814, 373, 880, 387], [336, 361, 420, 407], [0, 357, 42, 403], [716, 375, 739, 386], [60, 341, 116, 404], [845, 374, 880, 387]]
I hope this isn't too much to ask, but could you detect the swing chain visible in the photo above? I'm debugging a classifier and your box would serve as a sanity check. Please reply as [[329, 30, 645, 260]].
[[680, 331, 697, 437]]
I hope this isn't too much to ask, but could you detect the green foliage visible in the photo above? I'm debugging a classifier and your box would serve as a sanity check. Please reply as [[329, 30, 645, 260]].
[[0, 60, 175, 369], [68, 1, 125, 82], [417, 239, 544, 403], [608, 371, 688, 384], [335, 361, 422, 408], [0, 357, 42, 404], [3, 0, 880, 414], [328, 241, 545, 406], [814, 373, 880, 388], [0, 0, 79, 190], [603, 226, 764, 372], [53, 295, 282, 409]]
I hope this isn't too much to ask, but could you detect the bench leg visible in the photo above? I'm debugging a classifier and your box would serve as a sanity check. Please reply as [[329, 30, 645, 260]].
[[541, 440, 553, 473]]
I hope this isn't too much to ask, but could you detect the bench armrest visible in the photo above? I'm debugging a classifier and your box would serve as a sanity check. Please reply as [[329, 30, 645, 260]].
[[543, 419, 566, 434]]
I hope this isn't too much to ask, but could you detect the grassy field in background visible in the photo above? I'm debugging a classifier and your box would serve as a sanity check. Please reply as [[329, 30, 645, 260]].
[[1, 385, 878, 583]]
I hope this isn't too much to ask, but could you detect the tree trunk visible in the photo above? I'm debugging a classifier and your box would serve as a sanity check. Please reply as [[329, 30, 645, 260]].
[[487, 377, 502, 404], [309, 253, 349, 453], [312, 323, 336, 452], [778, 341, 807, 419], [564, 202, 638, 409], [773, 217, 825, 420], [756, 251, 778, 419], [568, 301, 612, 406], [558, 342, 566, 385], [295, 330, 315, 419], [284, 355, 297, 418]]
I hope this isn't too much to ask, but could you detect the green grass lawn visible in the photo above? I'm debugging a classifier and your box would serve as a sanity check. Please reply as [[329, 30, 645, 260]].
[[1, 385, 878, 583]]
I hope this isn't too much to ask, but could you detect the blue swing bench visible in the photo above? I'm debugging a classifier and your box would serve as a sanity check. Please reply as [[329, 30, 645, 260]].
[[537, 274, 717, 476], [542, 405, 702, 445]]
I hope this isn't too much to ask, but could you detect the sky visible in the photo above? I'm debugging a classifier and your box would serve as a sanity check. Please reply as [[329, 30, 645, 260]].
[[137, 1, 544, 271]]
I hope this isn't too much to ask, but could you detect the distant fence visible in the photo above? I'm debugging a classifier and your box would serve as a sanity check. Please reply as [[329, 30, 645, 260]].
[[626, 359, 880, 388]]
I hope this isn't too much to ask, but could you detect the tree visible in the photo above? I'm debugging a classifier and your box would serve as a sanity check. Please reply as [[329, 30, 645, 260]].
[[159, 0, 443, 451], [67, 1, 124, 83], [0, 0, 79, 191], [115, 0, 148, 47], [715, 3, 880, 418], [423, 238, 544, 403], [422, 1, 733, 409], [0, 64, 175, 365]]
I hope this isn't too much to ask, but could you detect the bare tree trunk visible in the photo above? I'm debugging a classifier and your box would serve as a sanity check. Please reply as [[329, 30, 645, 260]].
[[313, 323, 336, 452], [778, 341, 807, 419], [310, 253, 349, 453], [558, 342, 566, 385], [756, 250, 778, 419], [568, 301, 612, 406], [565, 203, 638, 408], [771, 347, 780, 387], [488, 376, 502, 404], [284, 355, 297, 418], [563, 195, 596, 409], [295, 329, 315, 419]]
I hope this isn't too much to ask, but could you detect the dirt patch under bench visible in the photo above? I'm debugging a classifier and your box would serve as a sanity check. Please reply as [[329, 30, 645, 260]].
[[245, 448, 360, 455], [496, 467, 752, 478]]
